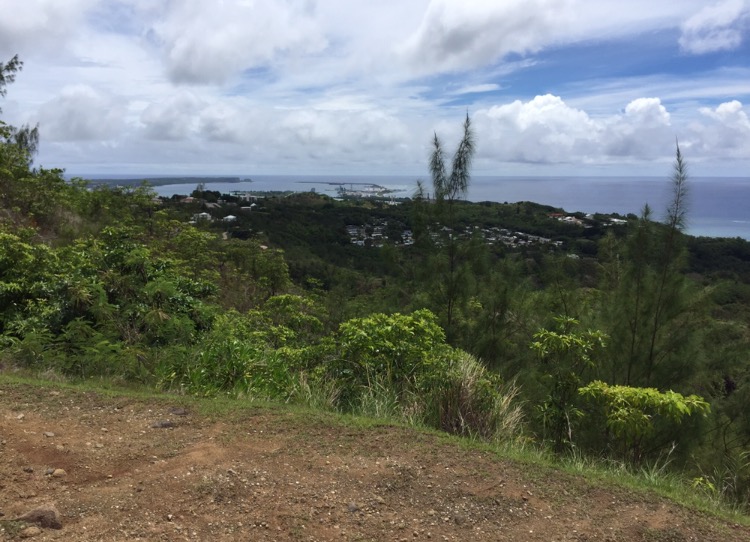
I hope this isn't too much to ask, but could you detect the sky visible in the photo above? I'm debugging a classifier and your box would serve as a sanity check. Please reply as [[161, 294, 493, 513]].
[[1, 0, 749, 178]]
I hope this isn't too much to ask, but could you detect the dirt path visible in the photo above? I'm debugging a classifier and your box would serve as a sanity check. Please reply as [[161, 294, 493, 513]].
[[0, 382, 747, 541]]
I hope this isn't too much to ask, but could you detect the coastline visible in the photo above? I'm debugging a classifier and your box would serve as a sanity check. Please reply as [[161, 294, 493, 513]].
[[71, 174, 750, 240]]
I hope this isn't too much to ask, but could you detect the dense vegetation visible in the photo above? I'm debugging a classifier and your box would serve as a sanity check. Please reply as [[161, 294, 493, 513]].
[[2, 56, 750, 511]]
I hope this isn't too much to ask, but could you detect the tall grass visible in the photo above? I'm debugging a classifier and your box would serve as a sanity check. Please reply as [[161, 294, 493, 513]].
[[290, 372, 340, 411], [354, 376, 403, 420], [692, 451, 750, 512], [286, 348, 528, 445], [429, 352, 524, 443]]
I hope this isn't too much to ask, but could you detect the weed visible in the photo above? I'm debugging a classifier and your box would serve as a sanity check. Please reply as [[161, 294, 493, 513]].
[[290, 372, 339, 411], [0, 520, 27, 538]]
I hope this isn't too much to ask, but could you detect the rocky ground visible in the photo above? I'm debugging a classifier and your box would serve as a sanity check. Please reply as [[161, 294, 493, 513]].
[[0, 381, 748, 541]]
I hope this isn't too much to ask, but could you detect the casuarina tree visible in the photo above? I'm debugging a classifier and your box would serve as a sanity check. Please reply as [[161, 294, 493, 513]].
[[427, 114, 476, 342]]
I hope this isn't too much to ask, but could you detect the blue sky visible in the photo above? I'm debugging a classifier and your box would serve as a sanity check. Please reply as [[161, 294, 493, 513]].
[[1, 0, 749, 178]]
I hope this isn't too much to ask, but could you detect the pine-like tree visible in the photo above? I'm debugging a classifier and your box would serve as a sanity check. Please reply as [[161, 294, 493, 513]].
[[599, 143, 702, 388], [426, 114, 476, 341]]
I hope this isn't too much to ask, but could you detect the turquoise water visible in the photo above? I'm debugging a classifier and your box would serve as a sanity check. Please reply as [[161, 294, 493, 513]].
[[146, 175, 750, 240]]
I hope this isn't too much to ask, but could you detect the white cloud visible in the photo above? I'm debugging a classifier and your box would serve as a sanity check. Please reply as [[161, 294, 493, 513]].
[[397, 1, 716, 78], [135, 97, 418, 171], [0, 0, 95, 58], [2, 1, 747, 176], [32, 91, 750, 176], [687, 100, 750, 157], [199, 101, 252, 144], [473, 94, 750, 168], [679, 0, 749, 54], [474, 95, 677, 164], [140, 92, 205, 140], [277, 107, 412, 161], [399, 0, 572, 76], [701, 99, 750, 126], [603, 98, 673, 158], [151, 0, 328, 85], [453, 84, 501, 95], [475, 95, 601, 163], [38, 84, 125, 141], [623, 98, 671, 126]]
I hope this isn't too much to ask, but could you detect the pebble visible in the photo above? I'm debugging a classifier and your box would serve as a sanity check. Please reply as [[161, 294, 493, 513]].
[[52, 468, 66, 478], [151, 420, 176, 429], [16, 503, 63, 529], [43, 432, 55, 438], [19, 526, 42, 539]]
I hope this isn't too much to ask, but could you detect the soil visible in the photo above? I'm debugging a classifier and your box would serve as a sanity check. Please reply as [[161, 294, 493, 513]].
[[0, 381, 748, 541]]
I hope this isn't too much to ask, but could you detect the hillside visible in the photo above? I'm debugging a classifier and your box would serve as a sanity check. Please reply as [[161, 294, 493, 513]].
[[1, 381, 747, 542], [3, 57, 750, 538]]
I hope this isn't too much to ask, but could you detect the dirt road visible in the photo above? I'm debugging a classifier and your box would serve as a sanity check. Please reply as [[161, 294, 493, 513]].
[[0, 382, 747, 541]]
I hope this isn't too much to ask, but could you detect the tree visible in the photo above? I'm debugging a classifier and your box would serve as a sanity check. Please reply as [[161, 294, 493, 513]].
[[430, 113, 475, 209], [0, 55, 22, 100], [598, 143, 701, 388], [643, 141, 690, 384], [331, 309, 448, 407], [427, 114, 476, 341], [530, 316, 607, 451], [0, 55, 39, 165]]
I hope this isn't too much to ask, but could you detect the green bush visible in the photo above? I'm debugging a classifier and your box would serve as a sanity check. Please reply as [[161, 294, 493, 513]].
[[310, 310, 526, 441], [156, 310, 301, 399], [579, 380, 710, 464], [327, 309, 446, 408]]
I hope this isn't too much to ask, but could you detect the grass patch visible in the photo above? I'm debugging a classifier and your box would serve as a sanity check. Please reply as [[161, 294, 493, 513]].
[[0, 520, 27, 538]]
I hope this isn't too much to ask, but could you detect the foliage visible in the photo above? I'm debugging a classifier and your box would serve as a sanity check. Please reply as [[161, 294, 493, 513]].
[[464, 260, 534, 370], [294, 309, 525, 442], [1, 55, 38, 173], [666, 142, 689, 232], [530, 316, 607, 451], [157, 310, 293, 398], [426, 114, 477, 341], [430, 113, 475, 203], [329, 309, 447, 407], [597, 145, 703, 389], [579, 380, 710, 463]]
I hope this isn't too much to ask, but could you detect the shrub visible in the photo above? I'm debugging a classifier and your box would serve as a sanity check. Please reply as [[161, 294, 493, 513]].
[[157, 311, 286, 397], [327, 309, 446, 408], [579, 380, 710, 464], [425, 350, 524, 442], [309, 310, 527, 441]]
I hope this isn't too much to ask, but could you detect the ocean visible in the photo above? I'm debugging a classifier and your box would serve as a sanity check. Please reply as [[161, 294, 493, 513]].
[[147, 175, 750, 240]]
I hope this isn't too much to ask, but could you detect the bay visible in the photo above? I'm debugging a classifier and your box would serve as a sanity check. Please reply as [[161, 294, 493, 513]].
[[148, 175, 750, 240]]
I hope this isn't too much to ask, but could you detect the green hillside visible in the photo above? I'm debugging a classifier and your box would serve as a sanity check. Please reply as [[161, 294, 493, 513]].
[[2, 54, 750, 519]]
